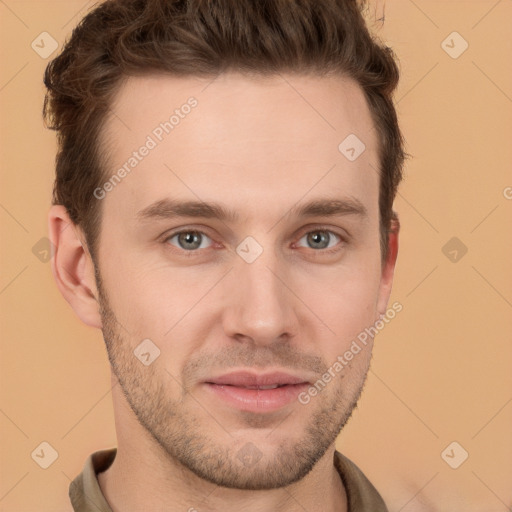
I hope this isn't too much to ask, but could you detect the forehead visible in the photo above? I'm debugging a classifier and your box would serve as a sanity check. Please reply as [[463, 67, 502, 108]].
[[99, 72, 380, 225]]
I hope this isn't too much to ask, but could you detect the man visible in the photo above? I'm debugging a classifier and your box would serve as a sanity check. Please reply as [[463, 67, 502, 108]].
[[45, 0, 405, 510]]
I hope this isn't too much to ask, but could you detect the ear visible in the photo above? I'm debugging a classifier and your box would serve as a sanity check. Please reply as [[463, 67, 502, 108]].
[[48, 205, 102, 329], [376, 214, 400, 317]]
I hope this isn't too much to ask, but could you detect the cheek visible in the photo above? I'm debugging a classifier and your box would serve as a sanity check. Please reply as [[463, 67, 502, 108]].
[[101, 262, 224, 370], [296, 261, 382, 338], [98, 255, 181, 339]]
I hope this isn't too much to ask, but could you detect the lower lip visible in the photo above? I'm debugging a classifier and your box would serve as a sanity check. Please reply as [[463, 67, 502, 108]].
[[203, 383, 309, 413]]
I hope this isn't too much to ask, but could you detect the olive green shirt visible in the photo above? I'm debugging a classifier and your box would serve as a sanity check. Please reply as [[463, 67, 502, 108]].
[[69, 448, 388, 511]]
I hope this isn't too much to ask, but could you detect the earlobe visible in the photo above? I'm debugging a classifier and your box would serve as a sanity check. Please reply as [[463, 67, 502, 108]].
[[48, 205, 103, 329], [376, 215, 400, 317]]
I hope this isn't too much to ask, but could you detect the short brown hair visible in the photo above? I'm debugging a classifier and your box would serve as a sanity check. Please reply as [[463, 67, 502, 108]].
[[43, 0, 405, 263]]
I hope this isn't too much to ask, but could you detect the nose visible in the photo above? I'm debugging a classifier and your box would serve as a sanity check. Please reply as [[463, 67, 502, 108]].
[[221, 245, 299, 346]]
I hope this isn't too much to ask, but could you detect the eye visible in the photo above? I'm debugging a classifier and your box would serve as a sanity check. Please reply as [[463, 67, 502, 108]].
[[162, 227, 345, 256], [296, 229, 342, 251], [165, 230, 213, 251]]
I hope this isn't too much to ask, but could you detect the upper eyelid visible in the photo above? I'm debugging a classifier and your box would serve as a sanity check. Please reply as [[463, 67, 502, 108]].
[[295, 229, 342, 243], [163, 228, 214, 243]]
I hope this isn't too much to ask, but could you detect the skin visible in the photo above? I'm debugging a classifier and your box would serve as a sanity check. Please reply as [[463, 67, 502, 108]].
[[49, 72, 399, 512]]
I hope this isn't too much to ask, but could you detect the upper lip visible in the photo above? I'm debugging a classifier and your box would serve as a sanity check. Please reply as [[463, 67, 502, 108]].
[[205, 371, 310, 387]]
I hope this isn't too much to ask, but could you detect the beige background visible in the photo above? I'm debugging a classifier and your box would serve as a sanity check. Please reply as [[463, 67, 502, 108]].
[[1, 1, 511, 511]]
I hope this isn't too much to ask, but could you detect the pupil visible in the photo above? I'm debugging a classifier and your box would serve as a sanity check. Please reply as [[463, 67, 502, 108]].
[[308, 231, 329, 249], [180, 232, 201, 250]]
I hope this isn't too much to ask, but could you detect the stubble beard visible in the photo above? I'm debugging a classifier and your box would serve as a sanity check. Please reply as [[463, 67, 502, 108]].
[[95, 270, 370, 490]]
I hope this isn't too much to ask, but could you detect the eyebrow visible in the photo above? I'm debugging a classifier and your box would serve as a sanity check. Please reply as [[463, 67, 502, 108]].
[[135, 197, 367, 223]]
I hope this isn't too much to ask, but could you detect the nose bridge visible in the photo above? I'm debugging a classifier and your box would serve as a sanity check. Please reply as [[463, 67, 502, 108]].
[[223, 240, 297, 343]]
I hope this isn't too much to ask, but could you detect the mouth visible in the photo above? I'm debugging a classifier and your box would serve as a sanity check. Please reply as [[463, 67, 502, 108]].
[[203, 371, 310, 413]]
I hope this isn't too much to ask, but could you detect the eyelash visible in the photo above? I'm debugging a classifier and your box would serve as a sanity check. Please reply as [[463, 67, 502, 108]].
[[162, 227, 347, 257]]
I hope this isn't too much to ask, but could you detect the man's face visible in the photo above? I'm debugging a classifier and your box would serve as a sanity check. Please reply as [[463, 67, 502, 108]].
[[93, 72, 394, 490]]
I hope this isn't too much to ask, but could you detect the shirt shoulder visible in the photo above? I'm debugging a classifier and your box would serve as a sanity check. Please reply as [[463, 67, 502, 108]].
[[334, 450, 389, 512], [69, 448, 116, 512]]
